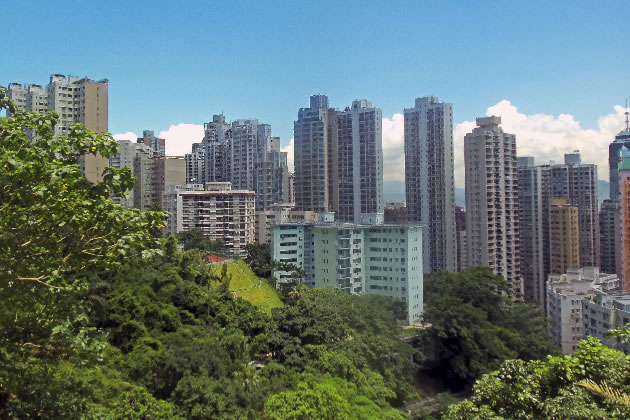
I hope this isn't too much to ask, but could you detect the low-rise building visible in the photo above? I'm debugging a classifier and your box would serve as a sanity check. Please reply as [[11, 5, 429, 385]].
[[583, 294, 630, 354], [547, 267, 620, 354], [271, 213, 423, 324]]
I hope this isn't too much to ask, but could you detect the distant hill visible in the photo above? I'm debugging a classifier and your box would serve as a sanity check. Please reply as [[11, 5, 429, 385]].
[[383, 180, 465, 207]]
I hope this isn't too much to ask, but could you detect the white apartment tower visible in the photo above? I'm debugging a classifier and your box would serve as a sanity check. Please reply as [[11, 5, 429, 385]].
[[465, 117, 522, 299], [336, 99, 384, 223], [293, 95, 338, 213], [404, 96, 456, 272], [8, 74, 109, 183]]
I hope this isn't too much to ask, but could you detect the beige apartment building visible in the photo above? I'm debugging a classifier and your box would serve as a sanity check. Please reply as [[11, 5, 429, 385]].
[[163, 182, 256, 257], [8, 74, 109, 183], [549, 199, 580, 275], [464, 116, 522, 299]]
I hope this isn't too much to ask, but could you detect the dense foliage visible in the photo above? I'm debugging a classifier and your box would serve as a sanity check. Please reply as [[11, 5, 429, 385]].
[[418, 268, 559, 390], [444, 338, 630, 419], [177, 228, 226, 253], [5, 86, 620, 418], [0, 86, 165, 418]]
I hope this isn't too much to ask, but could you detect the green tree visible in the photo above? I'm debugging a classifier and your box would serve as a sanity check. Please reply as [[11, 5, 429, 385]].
[[245, 242, 272, 277], [443, 338, 630, 419], [419, 268, 559, 390], [177, 228, 226, 252], [0, 86, 165, 417]]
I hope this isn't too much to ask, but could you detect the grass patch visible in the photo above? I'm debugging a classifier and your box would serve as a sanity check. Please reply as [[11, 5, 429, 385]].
[[236, 279, 284, 315], [211, 260, 283, 314]]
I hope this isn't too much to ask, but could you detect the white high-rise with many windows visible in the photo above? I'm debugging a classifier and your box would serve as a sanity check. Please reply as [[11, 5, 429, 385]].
[[404, 96, 456, 273], [465, 116, 522, 299]]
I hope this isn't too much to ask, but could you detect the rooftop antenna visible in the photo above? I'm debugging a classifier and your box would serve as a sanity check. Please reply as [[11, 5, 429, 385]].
[[626, 99, 629, 130]]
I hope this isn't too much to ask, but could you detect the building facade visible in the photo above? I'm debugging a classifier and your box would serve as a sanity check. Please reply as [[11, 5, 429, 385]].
[[518, 157, 546, 303], [137, 130, 165, 156], [271, 215, 423, 324], [336, 100, 384, 223], [600, 199, 618, 275], [109, 139, 137, 207], [404, 96, 456, 273], [8, 74, 109, 182], [549, 199, 581, 275], [164, 182, 255, 257], [464, 117, 522, 299], [293, 95, 337, 213], [617, 149, 630, 290]]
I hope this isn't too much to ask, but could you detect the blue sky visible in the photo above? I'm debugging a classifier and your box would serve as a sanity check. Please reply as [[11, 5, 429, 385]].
[[4, 0, 629, 185]]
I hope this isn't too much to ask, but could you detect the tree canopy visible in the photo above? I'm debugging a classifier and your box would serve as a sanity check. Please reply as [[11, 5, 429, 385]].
[[0, 86, 165, 417], [418, 267, 559, 389]]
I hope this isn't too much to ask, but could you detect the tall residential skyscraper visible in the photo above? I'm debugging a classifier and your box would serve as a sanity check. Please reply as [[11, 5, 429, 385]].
[[185, 143, 204, 184], [109, 139, 137, 207], [518, 157, 546, 304], [230, 119, 259, 191], [202, 114, 231, 184], [465, 117, 522, 299], [549, 199, 581, 275], [600, 199, 618, 274], [609, 111, 630, 200], [455, 206, 468, 272], [544, 153, 600, 268], [293, 95, 337, 213], [336, 99, 384, 223], [8, 74, 109, 183], [404, 96, 456, 273], [616, 147, 630, 290]]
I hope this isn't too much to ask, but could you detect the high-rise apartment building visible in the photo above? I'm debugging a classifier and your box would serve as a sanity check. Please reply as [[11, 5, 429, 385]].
[[518, 157, 546, 303], [133, 144, 185, 211], [542, 153, 600, 268], [8, 74, 109, 183], [455, 206, 467, 272], [600, 199, 618, 275], [293, 95, 338, 213], [549, 199, 580, 275], [336, 100, 384, 223], [202, 114, 231, 184], [230, 119, 259, 191], [163, 183, 255, 257], [465, 117, 522, 299], [609, 112, 630, 200], [185, 142, 204, 184], [109, 139, 137, 207], [404, 96, 456, 272], [199, 115, 288, 211], [617, 147, 630, 290], [137, 130, 165, 156]]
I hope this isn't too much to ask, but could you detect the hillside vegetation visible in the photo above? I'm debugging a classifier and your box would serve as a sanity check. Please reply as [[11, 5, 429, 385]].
[[212, 259, 283, 315]]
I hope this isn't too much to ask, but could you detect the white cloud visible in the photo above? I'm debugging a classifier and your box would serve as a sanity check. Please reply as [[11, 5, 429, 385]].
[[383, 101, 628, 188], [113, 131, 138, 141], [382, 113, 405, 181], [159, 124, 205, 156], [282, 138, 294, 172], [454, 101, 626, 187]]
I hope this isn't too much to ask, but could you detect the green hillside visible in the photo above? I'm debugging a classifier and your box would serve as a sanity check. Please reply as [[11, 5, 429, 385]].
[[212, 259, 283, 314]]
